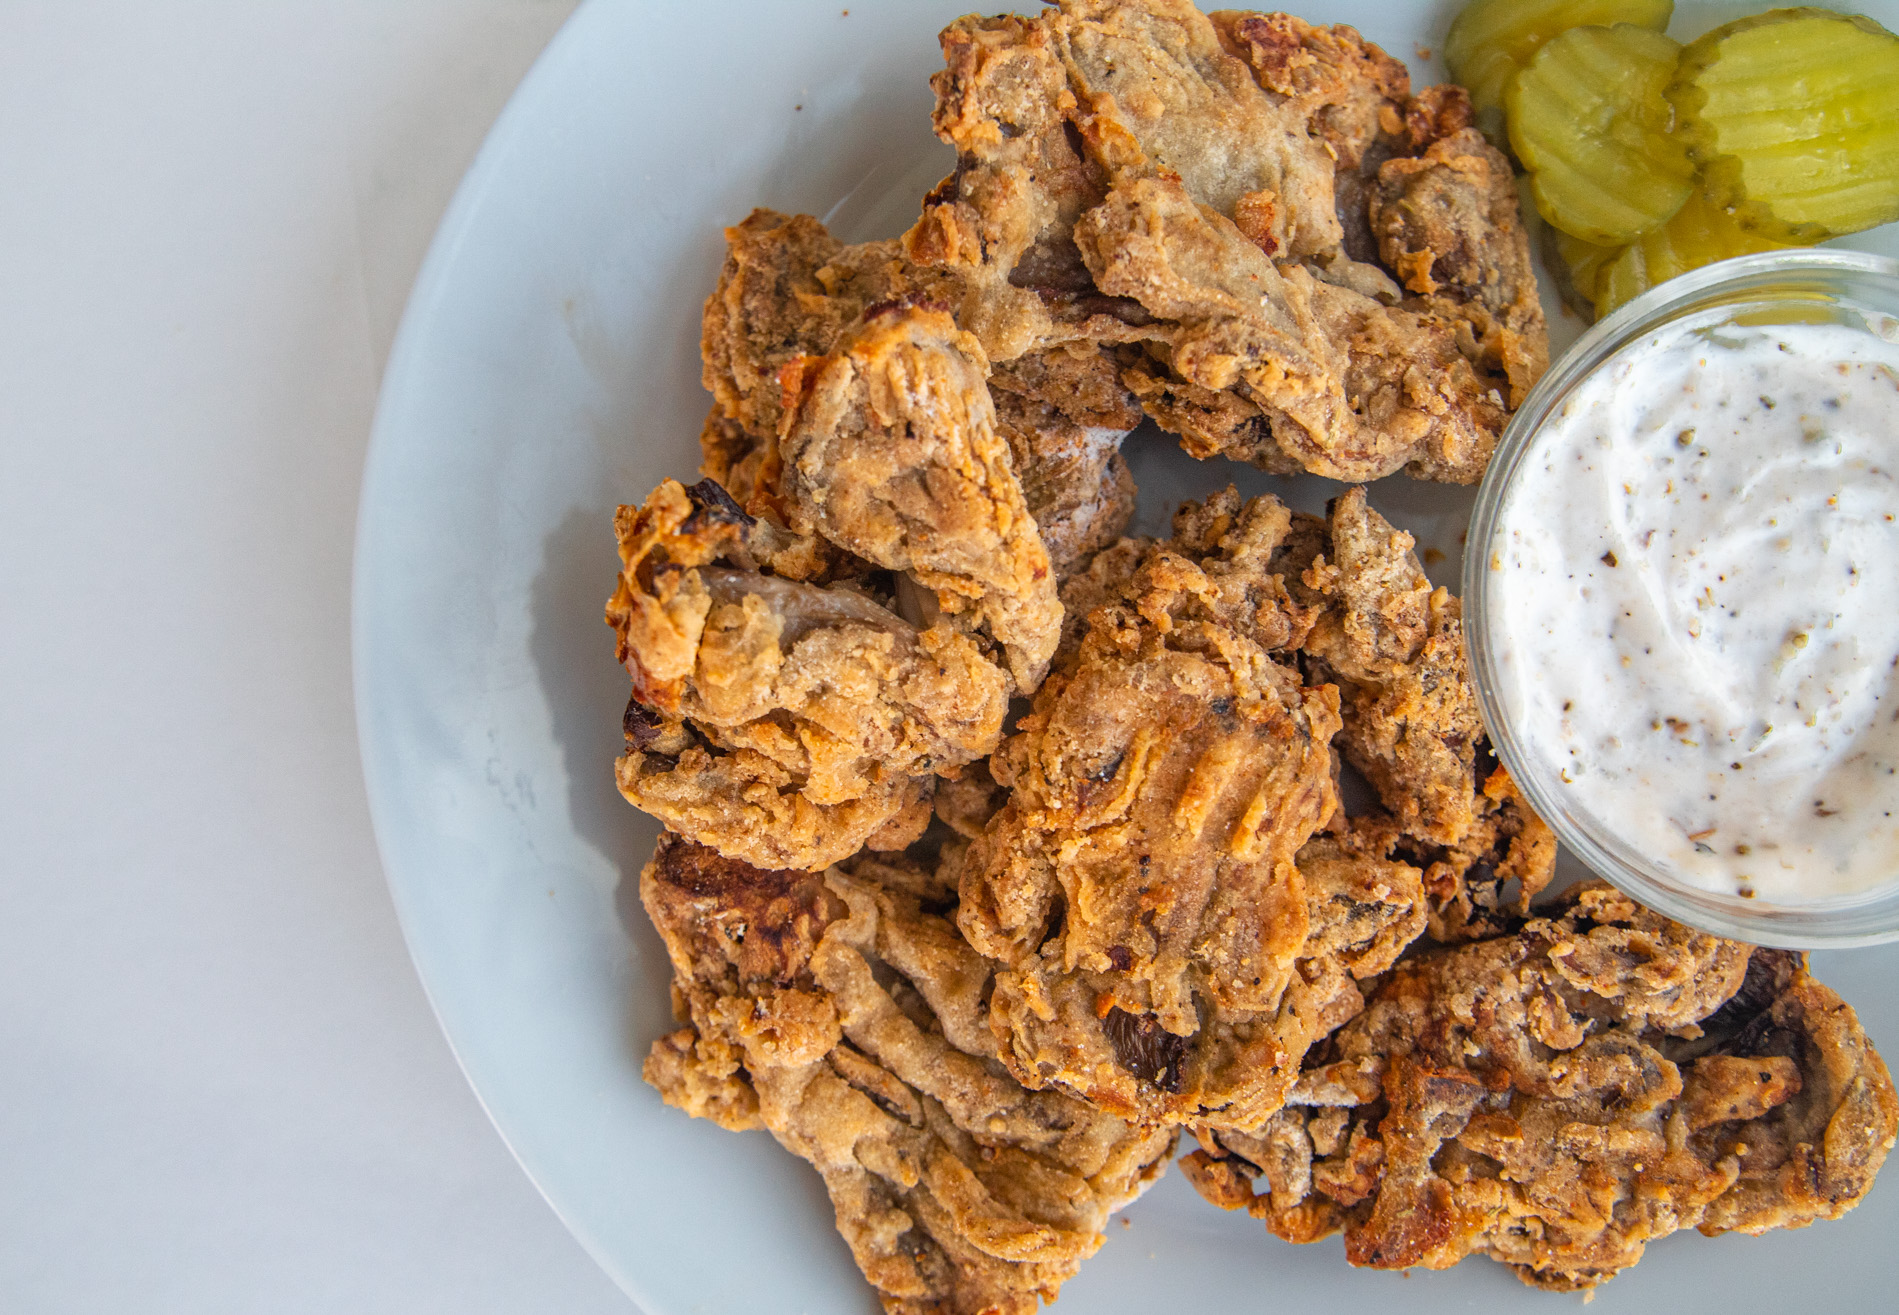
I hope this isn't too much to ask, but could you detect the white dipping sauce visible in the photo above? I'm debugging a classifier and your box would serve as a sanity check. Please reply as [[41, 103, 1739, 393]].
[[1488, 317, 1899, 903]]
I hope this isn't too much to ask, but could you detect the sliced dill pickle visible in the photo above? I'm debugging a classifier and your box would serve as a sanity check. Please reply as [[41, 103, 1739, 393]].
[[1594, 243, 1656, 317], [1446, 0, 1673, 135], [1671, 8, 1899, 241], [1555, 229, 1620, 308], [1507, 24, 1694, 244], [1590, 189, 1800, 317]]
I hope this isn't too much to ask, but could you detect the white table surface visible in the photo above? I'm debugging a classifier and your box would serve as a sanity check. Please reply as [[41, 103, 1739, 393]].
[[0, 3, 637, 1310]]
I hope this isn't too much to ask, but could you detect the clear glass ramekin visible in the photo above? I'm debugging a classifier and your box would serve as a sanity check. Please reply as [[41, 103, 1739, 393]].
[[1465, 249, 1899, 949]]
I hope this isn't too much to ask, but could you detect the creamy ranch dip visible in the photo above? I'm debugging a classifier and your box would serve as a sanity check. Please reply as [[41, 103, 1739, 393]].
[[1487, 316, 1899, 903]]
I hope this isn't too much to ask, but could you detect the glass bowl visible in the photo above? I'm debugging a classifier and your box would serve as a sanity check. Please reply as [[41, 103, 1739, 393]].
[[1465, 249, 1899, 948]]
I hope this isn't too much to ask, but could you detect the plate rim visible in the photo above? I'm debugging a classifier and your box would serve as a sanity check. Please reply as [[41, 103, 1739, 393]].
[[350, 0, 642, 1301]]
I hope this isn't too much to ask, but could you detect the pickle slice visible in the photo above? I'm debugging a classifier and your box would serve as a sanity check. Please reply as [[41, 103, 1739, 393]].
[[1586, 189, 1799, 317], [1446, 0, 1673, 136], [1672, 8, 1899, 241], [1507, 24, 1695, 244], [1554, 229, 1620, 309]]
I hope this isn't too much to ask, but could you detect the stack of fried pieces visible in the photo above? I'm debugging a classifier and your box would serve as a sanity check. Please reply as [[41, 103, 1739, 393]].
[[607, 2, 1898, 1310]]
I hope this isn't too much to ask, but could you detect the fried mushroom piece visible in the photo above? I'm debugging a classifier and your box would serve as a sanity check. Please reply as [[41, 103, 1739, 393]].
[[906, 0, 1549, 484], [988, 344, 1144, 577], [1368, 126, 1549, 416], [700, 210, 949, 505], [1208, 10, 1414, 265], [959, 490, 1362, 1131], [607, 478, 1010, 871], [701, 209, 1141, 585], [1296, 486, 1487, 846], [1332, 767, 1556, 947], [642, 832, 1176, 1315], [1182, 882, 1899, 1291], [779, 304, 1061, 691]]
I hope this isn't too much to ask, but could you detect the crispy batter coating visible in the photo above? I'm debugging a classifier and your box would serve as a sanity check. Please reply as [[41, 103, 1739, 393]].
[[989, 345, 1143, 576], [607, 478, 1010, 871], [1296, 486, 1488, 846], [642, 832, 1176, 1315], [1328, 768, 1557, 947], [1369, 126, 1548, 413], [780, 305, 1061, 690], [960, 490, 1363, 1130], [1182, 882, 1899, 1290], [700, 211, 946, 505], [700, 209, 1141, 583], [1209, 10, 1413, 265], [907, 0, 1548, 483]]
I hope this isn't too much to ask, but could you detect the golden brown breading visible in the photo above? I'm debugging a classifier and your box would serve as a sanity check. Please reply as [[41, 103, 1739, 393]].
[[906, 0, 1548, 484], [1297, 486, 1488, 846], [1369, 126, 1549, 414], [906, 10, 1150, 361], [911, 0, 1343, 356], [1323, 768, 1556, 947], [958, 490, 1363, 1131], [1181, 882, 1899, 1290], [700, 211, 946, 505], [700, 210, 1141, 584], [607, 478, 1010, 871], [989, 345, 1144, 576], [1209, 10, 1414, 263], [642, 832, 1176, 1315], [779, 304, 1061, 690]]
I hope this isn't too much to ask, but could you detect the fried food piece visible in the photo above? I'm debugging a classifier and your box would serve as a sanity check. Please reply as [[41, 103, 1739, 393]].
[[607, 478, 1010, 871], [1182, 881, 1899, 1290], [1366, 126, 1550, 416], [779, 304, 1061, 690], [959, 490, 1359, 1131], [909, 0, 1339, 361], [1297, 487, 1488, 846], [701, 211, 948, 505], [908, 0, 1549, 484], [989, 345, 1144, 577], [1109, 106, 1541, 482], [1209, 9, 1415, 265], [641, 832, 1176, 1315], [701, 210, 1140, 584], [1072, 119, 1525, 485]]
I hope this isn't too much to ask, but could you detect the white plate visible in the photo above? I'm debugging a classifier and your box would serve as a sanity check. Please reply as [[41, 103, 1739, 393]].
[[354, 2, 1899, 1310]]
